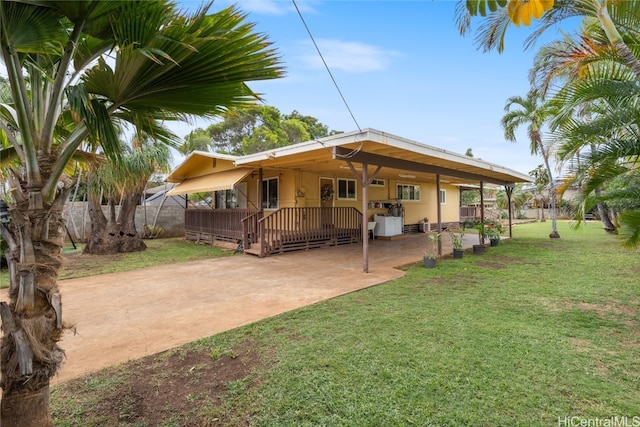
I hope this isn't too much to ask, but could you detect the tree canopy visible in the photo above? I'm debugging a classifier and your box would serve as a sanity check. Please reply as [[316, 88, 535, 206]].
[[181, 106, 341, 155]]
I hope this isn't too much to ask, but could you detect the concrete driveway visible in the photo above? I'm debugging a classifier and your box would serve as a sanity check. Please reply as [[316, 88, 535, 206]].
[[4, 232, 477, 384]]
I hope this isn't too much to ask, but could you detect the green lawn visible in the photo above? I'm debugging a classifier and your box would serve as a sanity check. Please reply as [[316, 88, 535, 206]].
[[0, 237, 231, 287], [51, 221, 640, 426]]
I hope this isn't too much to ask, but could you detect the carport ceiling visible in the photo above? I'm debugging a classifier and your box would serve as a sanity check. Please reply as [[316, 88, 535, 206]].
[[234, 128, 531, 186]]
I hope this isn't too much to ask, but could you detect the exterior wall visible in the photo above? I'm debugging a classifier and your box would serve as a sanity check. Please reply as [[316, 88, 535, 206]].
[[64, 202, 185, 241], [235, 170, 462, 225]]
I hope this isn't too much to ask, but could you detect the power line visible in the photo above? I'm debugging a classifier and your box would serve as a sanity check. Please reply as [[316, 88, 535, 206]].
[[291, 0, 362, 133]]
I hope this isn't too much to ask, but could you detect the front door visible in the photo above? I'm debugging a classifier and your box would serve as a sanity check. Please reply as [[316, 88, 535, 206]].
[[320, 178, 334, 228]]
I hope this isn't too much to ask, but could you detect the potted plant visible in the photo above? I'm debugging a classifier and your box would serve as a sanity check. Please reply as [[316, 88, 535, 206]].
[[473, 221, 487, 254], [484, 220, 503, 247], [448, 228, 465, 259], [423, 232, 440, 268]]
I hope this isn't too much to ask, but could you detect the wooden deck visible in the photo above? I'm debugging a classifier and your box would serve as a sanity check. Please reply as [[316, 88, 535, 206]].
[[259, 207, 362, 257], [185, 207, 362, 257]]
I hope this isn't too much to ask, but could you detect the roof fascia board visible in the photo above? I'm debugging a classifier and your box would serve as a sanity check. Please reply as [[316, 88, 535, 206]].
[[333, 146, 518, 186], [364, 129, 531, 182], [234, 129, 371, 165]]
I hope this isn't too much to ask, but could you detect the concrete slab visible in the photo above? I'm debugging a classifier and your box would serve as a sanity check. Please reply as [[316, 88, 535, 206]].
[[2, 231, 484, 384]]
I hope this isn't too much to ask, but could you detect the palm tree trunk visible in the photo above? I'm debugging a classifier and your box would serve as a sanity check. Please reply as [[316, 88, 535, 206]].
[[539, 145, 560, 238], [0, 195, 67, 427]]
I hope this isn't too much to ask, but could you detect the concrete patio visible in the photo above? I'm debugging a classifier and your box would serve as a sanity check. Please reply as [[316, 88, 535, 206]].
[[2, 231, 487, 384]]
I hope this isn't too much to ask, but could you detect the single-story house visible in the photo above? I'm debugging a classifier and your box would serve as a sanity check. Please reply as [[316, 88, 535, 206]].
[[166, 128, 531, 271]]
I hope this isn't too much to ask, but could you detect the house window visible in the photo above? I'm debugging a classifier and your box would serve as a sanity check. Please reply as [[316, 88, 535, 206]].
[[215, 189, 236, 209], [370, 179, 385, 187], [337, 178, 357, 200], [262, 177, 279, 209], [397, 184, 420, 201], [440, 189, 447, 205], [214, 183, 247, 209]]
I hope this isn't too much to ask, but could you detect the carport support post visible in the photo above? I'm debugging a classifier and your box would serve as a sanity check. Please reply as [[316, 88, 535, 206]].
[[480, 181, 485, 244], [436, 173, 442, 256], [505, 183, 514, 238], [362, 163, 369, 273], [345, 161, 382, 273]]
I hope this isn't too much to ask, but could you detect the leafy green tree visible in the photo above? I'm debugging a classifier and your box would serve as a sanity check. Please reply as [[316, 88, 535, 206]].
[[199, 105, 339, 155], [179, 130, 212, 155], [283, 110, 332, 139], [0, 2, 282, 425]]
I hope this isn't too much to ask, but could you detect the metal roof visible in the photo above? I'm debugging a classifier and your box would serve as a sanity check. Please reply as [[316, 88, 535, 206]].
[[234, 128, 531, 186]]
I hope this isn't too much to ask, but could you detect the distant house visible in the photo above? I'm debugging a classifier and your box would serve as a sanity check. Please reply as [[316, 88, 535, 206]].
[[166, 129, 531, 262]]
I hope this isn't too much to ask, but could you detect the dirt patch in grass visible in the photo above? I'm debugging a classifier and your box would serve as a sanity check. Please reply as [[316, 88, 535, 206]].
[[53, 340, 266, 426], [60, 250, 125, 278]]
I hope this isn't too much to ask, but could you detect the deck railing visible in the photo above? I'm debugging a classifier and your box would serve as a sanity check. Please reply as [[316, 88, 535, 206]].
[[241, 210, 264, 249], [258, 207, 362, 257], [185, 208, 259, 244]]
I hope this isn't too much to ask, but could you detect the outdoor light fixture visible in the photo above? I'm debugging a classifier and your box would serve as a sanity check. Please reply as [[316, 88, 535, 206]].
[[0, 200, 9, 224], [398, 174, 416, 179]]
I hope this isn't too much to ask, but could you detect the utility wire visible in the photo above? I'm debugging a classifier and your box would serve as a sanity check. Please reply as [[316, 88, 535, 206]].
[[292, 0, 362, 133]]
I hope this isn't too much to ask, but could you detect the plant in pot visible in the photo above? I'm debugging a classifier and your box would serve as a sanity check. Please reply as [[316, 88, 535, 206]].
[[484, 220, 503, 246], [473, 221, 487, 254], [448, 228, 465, 259], [423, 232, 440, 268]]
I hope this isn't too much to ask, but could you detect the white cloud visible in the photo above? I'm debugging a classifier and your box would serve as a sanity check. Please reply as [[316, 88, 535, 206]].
[[236, 0, 290, 16], [215, 0, 319, 16], [298, 38, 401, 73]]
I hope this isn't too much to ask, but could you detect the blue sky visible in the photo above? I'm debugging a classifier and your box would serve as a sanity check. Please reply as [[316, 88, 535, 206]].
[[175, 0, 577, 176]]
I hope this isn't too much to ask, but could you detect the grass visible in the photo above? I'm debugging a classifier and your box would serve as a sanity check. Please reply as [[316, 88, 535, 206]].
[[50, 222, 640, 426], [0, 237, 232, 287]]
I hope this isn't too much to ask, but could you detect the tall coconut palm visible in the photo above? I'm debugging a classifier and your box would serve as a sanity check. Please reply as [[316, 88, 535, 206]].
[[502, 90, 561, 237], [0, 1, 283, 425]]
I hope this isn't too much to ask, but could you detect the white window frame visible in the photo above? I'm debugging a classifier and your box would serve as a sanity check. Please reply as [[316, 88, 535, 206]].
[[396, 183, 421, 201], [337, 178, 357, 200], [440, 189, 447, 205], [370, 178, 385, 187], [261, 177, 279, 210]]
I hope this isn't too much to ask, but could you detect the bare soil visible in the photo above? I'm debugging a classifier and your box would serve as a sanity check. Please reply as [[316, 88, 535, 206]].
[[53, 339, 266, 426]]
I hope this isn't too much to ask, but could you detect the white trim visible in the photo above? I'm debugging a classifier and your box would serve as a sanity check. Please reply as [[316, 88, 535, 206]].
[[337, 178, 357, 200], [396, 183, 421, 201], [261, 176, 279, 210]]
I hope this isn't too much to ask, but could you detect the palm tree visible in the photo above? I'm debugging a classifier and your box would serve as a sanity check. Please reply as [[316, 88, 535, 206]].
[[529, 165, 550, 221], [496, 184, 529, 218], [532, 21, 638, 237], [502, 90, 561, 237], [457, 0, 640, 79], [0, 2, 283, 425]]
